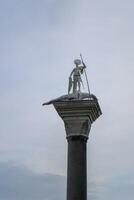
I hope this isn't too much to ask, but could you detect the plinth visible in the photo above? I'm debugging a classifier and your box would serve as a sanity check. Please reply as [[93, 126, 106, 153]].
[[53, 99, 101, 200]]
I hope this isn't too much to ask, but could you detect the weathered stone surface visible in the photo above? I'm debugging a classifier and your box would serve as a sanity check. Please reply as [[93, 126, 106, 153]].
[[67, 136, 87, 200], [54, 99, 102, 139], [53, 99, 102, 200]]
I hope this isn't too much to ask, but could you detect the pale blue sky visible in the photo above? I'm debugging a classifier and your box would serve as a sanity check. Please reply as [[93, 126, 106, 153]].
[[0, 0, 134, 199]]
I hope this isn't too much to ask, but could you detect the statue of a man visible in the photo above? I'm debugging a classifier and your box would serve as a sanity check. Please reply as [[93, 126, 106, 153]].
[[68, 59, 86, 94]]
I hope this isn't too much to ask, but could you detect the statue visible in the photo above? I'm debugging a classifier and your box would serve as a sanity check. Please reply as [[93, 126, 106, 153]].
[[43, 55, 98, 105], [68, 59, 86, 94]]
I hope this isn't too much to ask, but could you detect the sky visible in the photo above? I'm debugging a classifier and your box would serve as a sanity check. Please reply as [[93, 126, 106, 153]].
[[0, 0, 134, 199]]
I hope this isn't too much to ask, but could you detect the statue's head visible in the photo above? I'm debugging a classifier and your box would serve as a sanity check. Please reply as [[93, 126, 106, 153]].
[[74, 59, 81, 67]]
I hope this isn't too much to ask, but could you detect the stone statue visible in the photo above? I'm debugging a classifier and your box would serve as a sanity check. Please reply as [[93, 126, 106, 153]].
[[68, 59, 86, 94], [42, 57, 98, 105]]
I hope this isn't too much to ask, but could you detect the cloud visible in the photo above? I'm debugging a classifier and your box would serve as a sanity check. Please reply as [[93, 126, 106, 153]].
[[0, 162, 133, 200], [0, 0, 134, 199], [0, 162, 66, 200]]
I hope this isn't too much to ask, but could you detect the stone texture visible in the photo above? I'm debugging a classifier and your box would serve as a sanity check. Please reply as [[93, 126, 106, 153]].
[[67, 136, 87, 200], [54, 99, 101, 139], [53, 99, 102, 200]]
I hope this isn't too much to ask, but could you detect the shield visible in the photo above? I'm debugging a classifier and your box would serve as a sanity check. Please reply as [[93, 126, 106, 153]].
[[68, 77, 73, 93]]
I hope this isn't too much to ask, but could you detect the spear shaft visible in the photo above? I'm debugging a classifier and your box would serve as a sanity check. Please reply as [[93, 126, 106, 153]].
[[80, 54, 90, 95]]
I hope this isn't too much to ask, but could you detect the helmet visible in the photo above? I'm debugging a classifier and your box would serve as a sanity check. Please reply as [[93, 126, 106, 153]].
[[74, 59, 81, 65]]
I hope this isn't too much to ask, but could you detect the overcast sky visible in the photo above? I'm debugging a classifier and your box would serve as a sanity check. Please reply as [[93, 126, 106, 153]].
[[0, 0, 134, 199]]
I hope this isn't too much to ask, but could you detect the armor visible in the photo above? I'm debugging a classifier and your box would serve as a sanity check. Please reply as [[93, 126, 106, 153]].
[[68, 60, 86, 94]]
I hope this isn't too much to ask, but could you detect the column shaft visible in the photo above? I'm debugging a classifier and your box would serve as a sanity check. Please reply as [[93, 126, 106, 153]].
[[67, 136, 87, 200]]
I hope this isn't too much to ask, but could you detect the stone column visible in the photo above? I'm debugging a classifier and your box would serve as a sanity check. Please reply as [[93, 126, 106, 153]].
[[54, 99, 101, 200], [67, 136, 87, 200]]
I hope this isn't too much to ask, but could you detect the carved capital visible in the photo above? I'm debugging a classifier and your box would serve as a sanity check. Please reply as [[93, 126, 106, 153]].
[[53, 100, 101, 140], [64, 117, 91, 139]]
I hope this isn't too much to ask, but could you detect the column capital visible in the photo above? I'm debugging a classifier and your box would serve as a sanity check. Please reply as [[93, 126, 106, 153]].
[[53, 99, 102, 139]]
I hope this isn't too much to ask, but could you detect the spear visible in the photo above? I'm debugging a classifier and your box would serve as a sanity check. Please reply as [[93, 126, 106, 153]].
[[80, 54, 90, 95]]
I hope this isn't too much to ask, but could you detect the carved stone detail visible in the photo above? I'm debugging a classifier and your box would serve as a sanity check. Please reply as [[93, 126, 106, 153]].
[[64, 117, 91, 139], [53, 99, 101, 139]]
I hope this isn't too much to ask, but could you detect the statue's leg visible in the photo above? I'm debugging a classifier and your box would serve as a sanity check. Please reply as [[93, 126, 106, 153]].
[[73, 82, 77, 93], [78, 80, 81, 92], [73, 77, 77, 94]]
